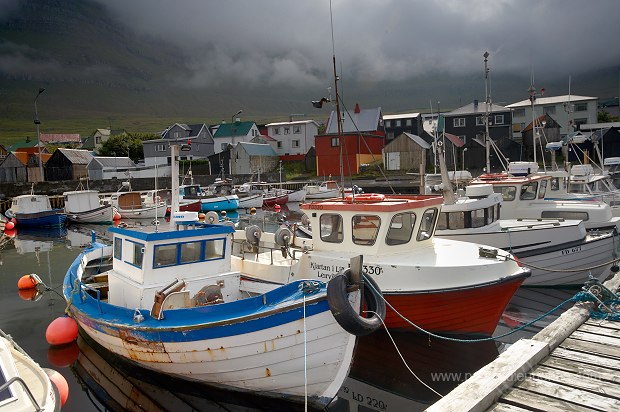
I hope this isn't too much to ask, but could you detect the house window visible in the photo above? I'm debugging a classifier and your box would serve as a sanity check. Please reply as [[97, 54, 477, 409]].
[[292, 140, 300, 148], [514, 108, 525, 117], [453, 118, 466, 127], [543, 106, 556, 115], [385, 120, 392, 128], [405, 119, 412, 127], [274, 127, 280, 135], [331, 137, 339, 147], [494, 114, 504, 125], [387, 131, 394, 140], [395, 120, 402, 127], [293, 126, 301, 134], [277, 141, 282, 149], [173, 131, 181, 138], [95, 136, 101, 144], [284, 127, 290, 134], [476, 116, 485, 126], [156, 144, 166, 152], [574, 103, 588, 112]]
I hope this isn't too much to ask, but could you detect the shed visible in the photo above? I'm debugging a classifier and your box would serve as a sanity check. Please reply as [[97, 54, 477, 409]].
[[45, 148, 94, 181], [382, 132, 430, 171], [0, 152, 51, 183], [87, 156, 137, 181], [231, 142, 279, 175]]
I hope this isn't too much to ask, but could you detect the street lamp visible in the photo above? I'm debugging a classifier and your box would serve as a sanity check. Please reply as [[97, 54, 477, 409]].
[[34, 88, 46, 181], [231, 110, 242, 145]]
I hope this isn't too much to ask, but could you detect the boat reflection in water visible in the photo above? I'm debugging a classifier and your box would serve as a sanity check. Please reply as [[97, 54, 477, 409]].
[[72, 326, 500, 412]]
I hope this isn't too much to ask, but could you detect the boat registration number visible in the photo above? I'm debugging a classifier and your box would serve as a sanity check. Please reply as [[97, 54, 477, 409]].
[[561, 246, 582, 255]]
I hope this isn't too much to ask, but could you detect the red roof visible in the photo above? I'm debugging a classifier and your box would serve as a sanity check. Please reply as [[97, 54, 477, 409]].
[[444, 133, 465, 147], [39, 133, 81, 143]]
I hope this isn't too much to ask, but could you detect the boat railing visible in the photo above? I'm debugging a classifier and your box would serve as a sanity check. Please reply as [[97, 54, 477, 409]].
[[0, 376, 43, 412]]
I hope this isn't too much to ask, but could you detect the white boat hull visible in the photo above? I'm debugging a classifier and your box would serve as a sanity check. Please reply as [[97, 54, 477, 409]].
[[237, 194, 264, 209], [66, 204, 116, 224]]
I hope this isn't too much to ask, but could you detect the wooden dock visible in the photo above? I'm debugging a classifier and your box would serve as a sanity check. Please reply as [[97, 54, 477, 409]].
[[426, 273, 620, 412]]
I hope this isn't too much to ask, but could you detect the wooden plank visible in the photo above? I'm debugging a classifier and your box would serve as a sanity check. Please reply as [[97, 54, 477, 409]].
[[561, 337, 620, 359], [515, 376, 620, 411], [529, 365, 620, 399], [585, 319, 620, 331], [578, 323, 620, 339], [551, 347, 620, 372], [426, 339, 549, 412], [542, 355, 620, 385], [570, 330, 620, 348], [485, 402, 532, 412], [501, 387, 598, 412]]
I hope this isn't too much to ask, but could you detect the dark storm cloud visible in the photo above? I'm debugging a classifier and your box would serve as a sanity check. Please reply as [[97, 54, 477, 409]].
[[92, 0, 620, 89]]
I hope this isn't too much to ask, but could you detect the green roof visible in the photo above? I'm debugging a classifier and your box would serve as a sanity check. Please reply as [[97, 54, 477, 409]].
[[8, 140, 38, 150], [214, 121, 254, 138]]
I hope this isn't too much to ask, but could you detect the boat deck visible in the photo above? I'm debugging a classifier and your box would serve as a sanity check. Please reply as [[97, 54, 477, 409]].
[[426, 272, 620, 412]]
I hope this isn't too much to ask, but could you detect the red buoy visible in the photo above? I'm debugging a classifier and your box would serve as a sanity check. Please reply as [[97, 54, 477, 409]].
[[4, 221, 14, 230], [274, 204, 281, 212], [3, 228, 16, 238], [17, 274, 40, 290], [45, 368, 69, 406], [17, 288, 41, 301], [113, 211, 122, 220], [47, 341, 80, 368], [46, 316, 78, 346]]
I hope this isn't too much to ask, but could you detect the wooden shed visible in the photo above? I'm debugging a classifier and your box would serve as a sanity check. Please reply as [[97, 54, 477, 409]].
[[382, 132, 430, 172], [45, 148, 94, 181], [231, 142, 279, 175]]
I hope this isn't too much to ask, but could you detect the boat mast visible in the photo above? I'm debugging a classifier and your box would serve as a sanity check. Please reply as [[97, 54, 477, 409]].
[[484, 51, 491, 173], [169, 144, 180, 229], [330, 0, 345, 199]]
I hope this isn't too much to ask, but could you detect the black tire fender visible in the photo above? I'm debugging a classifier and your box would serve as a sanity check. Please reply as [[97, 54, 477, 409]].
[[327, 269, 386, 336]]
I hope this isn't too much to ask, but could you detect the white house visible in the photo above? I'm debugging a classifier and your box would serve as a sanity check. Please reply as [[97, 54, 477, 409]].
[[212, 121, 260, 154], [264, 120, 320, 160], [506, 94, 598, 140]]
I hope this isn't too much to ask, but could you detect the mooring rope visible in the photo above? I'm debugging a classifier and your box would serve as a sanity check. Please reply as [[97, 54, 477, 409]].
[[364, 278, 619, 344]]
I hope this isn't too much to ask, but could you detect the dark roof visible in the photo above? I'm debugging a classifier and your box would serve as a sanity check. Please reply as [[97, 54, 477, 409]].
[[90, 156, 136, 168], [57, 148, 94, 164]]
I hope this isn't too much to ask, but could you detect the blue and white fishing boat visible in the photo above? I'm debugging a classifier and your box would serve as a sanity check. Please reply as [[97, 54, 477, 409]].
[[63, 207, 383, 408], [5, 193, 66, 228], [178, 184, 239, 212]]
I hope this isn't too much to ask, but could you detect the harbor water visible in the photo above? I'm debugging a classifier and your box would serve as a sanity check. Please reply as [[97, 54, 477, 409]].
[[0, 206, 580, 411]]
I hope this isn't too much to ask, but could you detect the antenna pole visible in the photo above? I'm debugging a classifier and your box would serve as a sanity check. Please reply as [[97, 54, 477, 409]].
[[329, 0, 345, 198], [484, 51, 491, 173]]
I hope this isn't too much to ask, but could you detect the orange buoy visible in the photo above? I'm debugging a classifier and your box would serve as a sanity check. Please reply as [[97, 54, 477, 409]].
[[46, 316, 78, 346], [17, 274, 40, 290], [198, 213, 206, 220], [47, 341, 80, 368], [113, 211, 122, 221], [221, 210, 227, 217], [249, 207, 256, 215], [4, 220, 14, 230], [45, 368, 69, 406]]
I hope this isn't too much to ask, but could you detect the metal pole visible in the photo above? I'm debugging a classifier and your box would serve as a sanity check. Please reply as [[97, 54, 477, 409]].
[[484, 52, 491, 173], [170, 144, 179, 229], [34, 88, 46, 181], [231, 110, 242, 145]]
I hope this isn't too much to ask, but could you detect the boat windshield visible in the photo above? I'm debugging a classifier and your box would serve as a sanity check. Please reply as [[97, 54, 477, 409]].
[[386, 212, 416, 245], [494, 186, 517, 201], [320, 214, 343, 243], [417, 208, 438, 241], [351, 215, 381, 246]]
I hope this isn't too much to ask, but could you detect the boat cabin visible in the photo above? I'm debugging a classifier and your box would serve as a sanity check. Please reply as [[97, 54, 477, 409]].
[[437, 185, 502, 231], [301, 194, 444, 255], [10, 194, 52, 214], [107, 214, 237, 311], [64, 190, 102, 213], [179, 184, 203, 198]]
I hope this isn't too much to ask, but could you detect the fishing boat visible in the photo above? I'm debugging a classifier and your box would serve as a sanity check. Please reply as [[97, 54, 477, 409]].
[[108, 182, 164, 220], [63, 189, 116, 224], [231, 193, 530, 336], [0, 329, 61, 411], [178, 184, 239, 212], [263, 192, 288, 207], [435, 184, 618, 286], [4, 193, 66, 228]]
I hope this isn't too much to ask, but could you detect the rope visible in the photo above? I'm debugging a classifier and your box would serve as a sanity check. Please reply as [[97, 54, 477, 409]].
[[503, 253, 620, 273], [303, 294, 308, 412], [365, 310, 444, 398]]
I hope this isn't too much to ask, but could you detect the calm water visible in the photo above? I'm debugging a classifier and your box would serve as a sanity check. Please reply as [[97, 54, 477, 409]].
[[0, 208, 579, 412]]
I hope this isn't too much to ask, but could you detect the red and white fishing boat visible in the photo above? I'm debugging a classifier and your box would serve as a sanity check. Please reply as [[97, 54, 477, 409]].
[[232, 193, 530, 335]]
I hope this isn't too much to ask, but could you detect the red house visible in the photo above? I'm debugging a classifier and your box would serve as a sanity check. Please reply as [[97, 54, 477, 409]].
[[315, 104, 385, 177]]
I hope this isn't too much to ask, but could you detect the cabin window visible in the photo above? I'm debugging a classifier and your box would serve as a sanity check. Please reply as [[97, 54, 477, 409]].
[[519, 182, 538, 200], [471, 208, 485, 228], [351, 215, 381, 246], [320, 214, 343, 243], [113, 237, 122, 260], [386, 212, 416, 245], [181, 241, 202, 263], [204, 239, 225, 260], [494, 186, 517, 201], [126, 240, 144, 269], [538, 179, 547, 199], [541, 211, 589, 221], [417, 208, 438, 241], [155, 244, 177, 267], [550, 177, 561, 191]]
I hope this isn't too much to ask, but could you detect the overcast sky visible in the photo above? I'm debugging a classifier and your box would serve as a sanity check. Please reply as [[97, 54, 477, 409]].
[[87, 0, 620, 91]]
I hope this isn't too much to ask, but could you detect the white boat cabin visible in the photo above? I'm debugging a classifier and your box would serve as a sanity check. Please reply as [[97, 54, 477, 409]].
[[107, 213, 238, 311], [10, 194, 52, 214], [63, 190, 102, 213]]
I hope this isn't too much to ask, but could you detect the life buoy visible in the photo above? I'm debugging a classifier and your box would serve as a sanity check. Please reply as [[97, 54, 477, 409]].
[[344, 193, 385, 203], [327, 269, 386, 336]]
